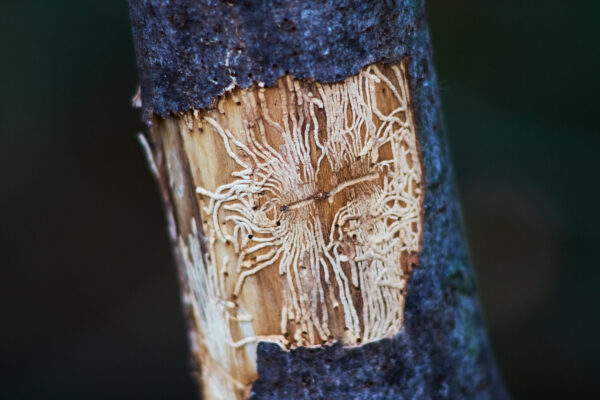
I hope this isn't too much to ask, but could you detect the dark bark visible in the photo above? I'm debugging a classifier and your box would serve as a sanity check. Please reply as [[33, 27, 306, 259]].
[[128, 1, 509, 398], [129, 0, 425, 119]]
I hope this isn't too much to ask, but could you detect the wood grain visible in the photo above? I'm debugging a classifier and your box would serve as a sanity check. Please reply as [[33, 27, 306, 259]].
[[146, 61, 424, 399]]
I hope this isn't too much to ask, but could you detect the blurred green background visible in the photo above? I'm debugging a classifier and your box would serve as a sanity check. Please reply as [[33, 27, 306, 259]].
[[1, 1, 598, 398]]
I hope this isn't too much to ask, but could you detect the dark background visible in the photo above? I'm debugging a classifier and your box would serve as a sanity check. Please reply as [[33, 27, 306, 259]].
[[1, 1, 598, 398]]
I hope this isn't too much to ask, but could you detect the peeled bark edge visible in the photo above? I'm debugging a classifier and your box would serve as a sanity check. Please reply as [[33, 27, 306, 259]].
[[128, 0, 509, 398], [129, 0, 425, 119]]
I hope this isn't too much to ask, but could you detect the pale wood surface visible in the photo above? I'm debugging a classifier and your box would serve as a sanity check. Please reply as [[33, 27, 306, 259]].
[[146, 61, 423, 399]]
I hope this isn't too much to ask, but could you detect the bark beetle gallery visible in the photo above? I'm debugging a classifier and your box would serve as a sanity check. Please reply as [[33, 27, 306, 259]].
[[128, 1, 508, 399], [170, 63, 423, 397]]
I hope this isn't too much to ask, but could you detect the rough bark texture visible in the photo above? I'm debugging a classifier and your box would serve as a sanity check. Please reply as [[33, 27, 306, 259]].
[[129, 0, 424, 119], [128, 0, 509, 399]]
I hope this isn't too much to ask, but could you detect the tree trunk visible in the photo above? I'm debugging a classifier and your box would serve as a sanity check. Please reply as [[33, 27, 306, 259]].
[[128, 1, 509, 399]]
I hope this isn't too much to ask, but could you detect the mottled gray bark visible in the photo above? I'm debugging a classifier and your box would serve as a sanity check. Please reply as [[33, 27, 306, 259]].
[[128, 1, 509, 398]]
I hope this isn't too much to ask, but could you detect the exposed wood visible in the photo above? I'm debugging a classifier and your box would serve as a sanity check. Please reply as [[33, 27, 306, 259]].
[[147, 62, 423, 399]]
